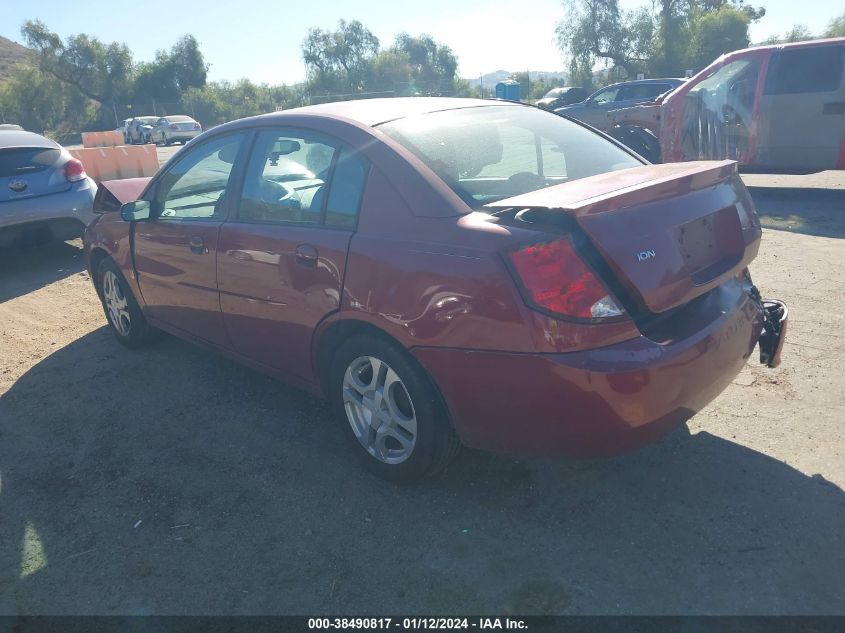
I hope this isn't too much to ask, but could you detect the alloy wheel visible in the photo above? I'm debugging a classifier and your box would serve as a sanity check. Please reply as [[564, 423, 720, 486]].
[[342, 356, 418, 464], [102, 270, 131, 336]]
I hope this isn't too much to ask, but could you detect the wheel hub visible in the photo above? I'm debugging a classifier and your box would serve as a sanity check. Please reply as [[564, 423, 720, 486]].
[[342, 356, 418, 464]]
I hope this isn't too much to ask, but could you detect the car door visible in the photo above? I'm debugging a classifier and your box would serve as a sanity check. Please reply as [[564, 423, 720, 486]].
[[153, 118, 167, 143], [568, 86, 621, 127], [133, 132, 249, 347], [757, 43, 845, 170], [217, 127, 370, 383]]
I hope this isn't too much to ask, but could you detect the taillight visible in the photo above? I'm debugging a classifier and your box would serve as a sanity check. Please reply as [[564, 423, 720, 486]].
[[64, 158, 86, 182], [192, 123, 201, 130], [169, 124, 179, 130], [508, 239, 623, 320]]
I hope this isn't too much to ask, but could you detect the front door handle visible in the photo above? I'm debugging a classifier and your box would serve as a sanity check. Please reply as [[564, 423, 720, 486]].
[[295, 243, 318, 267], [189, 236, 208, 255]]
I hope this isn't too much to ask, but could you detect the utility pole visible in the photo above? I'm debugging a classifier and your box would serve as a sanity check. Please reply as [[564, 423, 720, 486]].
[[112, 101, 119, 127], [480, 73, 483, 98]]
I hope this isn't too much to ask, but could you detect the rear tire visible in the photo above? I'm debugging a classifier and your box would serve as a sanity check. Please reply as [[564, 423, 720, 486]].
[[97, 258, 158, 349], [329, 334, 460, 483]]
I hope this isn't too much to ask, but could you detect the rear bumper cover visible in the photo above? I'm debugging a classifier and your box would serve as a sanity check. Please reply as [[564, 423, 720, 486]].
[[0, 178, 97, 241], [413, 290, 770, 457]]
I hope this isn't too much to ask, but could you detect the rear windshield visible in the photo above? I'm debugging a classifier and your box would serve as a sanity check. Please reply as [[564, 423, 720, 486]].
[[0, 147, 60, 177], [166, 116, 193, 123], [379, 105, 640, 208]]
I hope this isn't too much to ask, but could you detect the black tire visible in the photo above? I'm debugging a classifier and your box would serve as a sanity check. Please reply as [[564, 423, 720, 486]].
[[97, 258, 158, 349], [329, 334, 461, 483], [163, 134, 171, 146]]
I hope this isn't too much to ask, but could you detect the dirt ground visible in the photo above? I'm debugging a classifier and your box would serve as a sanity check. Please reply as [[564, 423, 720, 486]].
[[0, 167, 843, 615]]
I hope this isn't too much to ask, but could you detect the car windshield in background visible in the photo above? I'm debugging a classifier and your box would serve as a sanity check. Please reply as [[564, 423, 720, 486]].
[[378, 105, 641, 207]]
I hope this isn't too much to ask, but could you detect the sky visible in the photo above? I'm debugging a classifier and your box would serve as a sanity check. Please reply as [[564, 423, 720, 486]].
[[0, 0, 842, 85]]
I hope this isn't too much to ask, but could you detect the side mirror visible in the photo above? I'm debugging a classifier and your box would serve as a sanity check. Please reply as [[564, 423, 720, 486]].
[[120, 199, 151, 222]]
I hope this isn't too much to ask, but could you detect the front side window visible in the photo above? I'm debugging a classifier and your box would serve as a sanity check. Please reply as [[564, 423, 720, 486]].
[[589, 87, 620, 105], [155, 134, 245, 219], [680, 59, 760, 160], [239, 129, 369, 227], [379, 105, 640, 207]]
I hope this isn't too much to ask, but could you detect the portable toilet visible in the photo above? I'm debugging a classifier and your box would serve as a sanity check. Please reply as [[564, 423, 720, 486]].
[[495, 80, 521, 102]]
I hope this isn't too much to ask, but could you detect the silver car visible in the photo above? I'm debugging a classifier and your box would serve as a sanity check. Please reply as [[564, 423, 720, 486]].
[[127, 116, 159, 144], [0, 130, 97, 247], [149, 115, 202, 146]]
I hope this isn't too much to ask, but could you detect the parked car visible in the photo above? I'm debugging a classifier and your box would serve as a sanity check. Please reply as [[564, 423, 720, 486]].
[[1, 130, 97, 247], [127, 116, 159, 144], [84, 97, 787, 481], [0, 123, 24, 131], [555, 78, 686, 128], [148, 115, 202, 146], [606, 37, 845, 171], [116, 118, 133, 143], [536, 86, 589, 110]]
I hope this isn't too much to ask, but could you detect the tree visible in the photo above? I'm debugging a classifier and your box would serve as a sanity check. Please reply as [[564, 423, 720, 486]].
[[824, 10, 845, 37], [303, 20, 379, 94], [689, 6, 750, 68], [557, 0, 647, 85], [133, 35, 209, 102], [393, 33, 458, 94], [21, 20, 134, 104], [764, 24, 815, 44]]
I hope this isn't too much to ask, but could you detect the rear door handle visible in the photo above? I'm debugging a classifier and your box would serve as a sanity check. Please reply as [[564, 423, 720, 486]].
[[295, 243, 318, 267], [189, 236, 208, 255]]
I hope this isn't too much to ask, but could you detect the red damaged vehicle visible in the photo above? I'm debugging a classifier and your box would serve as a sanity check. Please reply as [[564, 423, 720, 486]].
[[605, 38, 845, 171], [84, 97, 787, 481]]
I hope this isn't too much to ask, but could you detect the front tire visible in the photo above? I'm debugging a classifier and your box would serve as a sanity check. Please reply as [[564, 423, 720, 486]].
[[329, 334, 460, 482], [97, 258, 158, 348]]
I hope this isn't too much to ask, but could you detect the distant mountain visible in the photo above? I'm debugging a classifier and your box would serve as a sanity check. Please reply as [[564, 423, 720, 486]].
[[0, 36, 31, 82], [465, 69, 569, 88]]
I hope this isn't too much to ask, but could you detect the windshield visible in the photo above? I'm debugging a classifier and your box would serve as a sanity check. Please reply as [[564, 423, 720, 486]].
[[378, 105, 640, 208], [166, 115, 193, 123], [544, 88, 564, 98]]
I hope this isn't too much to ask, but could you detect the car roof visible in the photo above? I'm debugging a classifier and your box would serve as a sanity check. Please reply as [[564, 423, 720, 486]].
[[0, 130, 58, 149], [252, 97, 516, 127], [600, 78, 685, 89]]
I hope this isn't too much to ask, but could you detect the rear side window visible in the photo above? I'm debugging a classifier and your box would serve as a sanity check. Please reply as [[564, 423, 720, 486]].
[[0, 148, 60, 177], [325, 146, 369, 228], [764, 45, 845, 95]]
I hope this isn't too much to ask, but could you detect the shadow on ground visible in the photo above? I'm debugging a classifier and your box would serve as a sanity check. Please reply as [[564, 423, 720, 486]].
[[0, 241, 86, 304], [1, 329, 843, 615], [748, 187, 845, 239]]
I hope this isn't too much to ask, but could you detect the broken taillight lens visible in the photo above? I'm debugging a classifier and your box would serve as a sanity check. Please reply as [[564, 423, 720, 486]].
[[64, 158, 86, 182], [509, 239, 624, 320]]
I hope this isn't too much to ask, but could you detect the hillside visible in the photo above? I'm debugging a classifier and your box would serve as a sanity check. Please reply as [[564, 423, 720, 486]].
[[0, 35, 31, 81], [466, 69, 569, 88]]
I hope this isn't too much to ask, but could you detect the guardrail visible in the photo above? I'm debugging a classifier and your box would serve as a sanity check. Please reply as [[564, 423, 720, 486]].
[[69, 145, 159, 182]]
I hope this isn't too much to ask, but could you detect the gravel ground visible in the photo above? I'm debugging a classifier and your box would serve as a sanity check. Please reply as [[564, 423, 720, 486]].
[[0, 167, 843, 615]]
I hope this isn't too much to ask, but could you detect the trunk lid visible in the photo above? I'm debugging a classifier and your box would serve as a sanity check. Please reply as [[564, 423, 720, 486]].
[[0, 147, 70, 203], [486, 161, 761, 314]]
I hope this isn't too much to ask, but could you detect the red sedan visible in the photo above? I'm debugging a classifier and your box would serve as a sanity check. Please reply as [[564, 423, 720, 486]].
[[84, 98, 787, 482]]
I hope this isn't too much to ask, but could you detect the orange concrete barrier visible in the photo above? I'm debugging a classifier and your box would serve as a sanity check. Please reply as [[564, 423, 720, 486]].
[[81, 130, 125, 148], [69, 145, 159, 182]]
